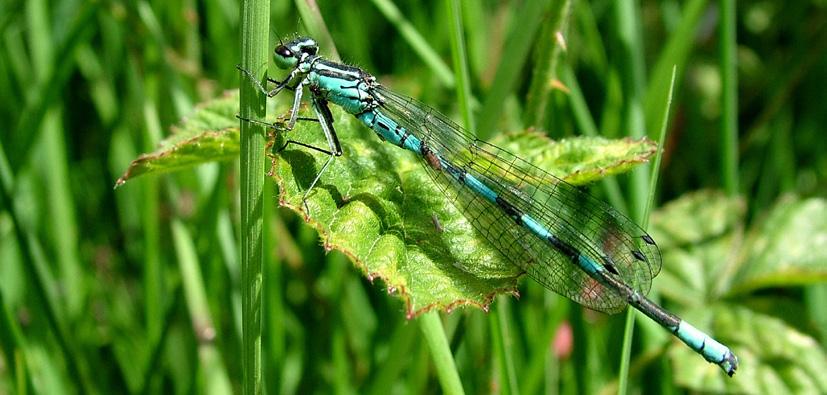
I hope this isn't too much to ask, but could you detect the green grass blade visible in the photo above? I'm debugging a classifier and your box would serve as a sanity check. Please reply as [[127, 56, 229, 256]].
[[612, 3, 649, 391], [446, 0, 475, 132], [644, 66, 676, 229], [643, 0, 708, 133], [617, 310, 636, 395], [172, 219, 233, 395], [370, 0, 454, 87], [28, 0, 85, 319], [720, 0, 739, 196], [490, 299, 520, 395], [419, 312, 465, 395], [367, 323, 418, 395], [620, 65, 676, 391], [10, 2, 98, 172], [524, 0, 572, 129], [476, 0, 549, 139], [295, 0, 341, 61], [239, 0, 270, 393], [0, 290, 35, 393], [0, 142, 95, 393]]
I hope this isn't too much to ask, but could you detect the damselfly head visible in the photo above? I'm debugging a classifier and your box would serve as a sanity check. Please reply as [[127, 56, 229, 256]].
[[273, 36, 318, 69]]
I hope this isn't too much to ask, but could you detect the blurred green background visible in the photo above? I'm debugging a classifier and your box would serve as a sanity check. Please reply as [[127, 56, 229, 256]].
[[2, 0, 827, 394]]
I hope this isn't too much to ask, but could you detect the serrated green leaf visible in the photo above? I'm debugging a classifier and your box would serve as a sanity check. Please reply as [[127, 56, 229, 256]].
[[115, 90, 241, 187], [115, 129, 239, 187], [490, 132, 657, 185], [273, 112, 520, 316], [272, 102, 655, 316], [731, 196, 827, 294], [115, 90, 657, 315], [670, 305, 827, 394]]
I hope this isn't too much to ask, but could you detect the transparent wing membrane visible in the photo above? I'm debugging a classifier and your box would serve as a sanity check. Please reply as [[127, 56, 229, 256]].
[[376, 86, 661, 313]]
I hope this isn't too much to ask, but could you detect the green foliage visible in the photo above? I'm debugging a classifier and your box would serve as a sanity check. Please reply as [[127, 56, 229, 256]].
[[2, 0, 827, 394]]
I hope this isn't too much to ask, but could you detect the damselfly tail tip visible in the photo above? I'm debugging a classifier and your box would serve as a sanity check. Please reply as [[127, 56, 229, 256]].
[[721, 352, 738, 377]]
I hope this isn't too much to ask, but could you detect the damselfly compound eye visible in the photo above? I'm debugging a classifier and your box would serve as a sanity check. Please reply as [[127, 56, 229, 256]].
[[275, 46, 293, 58]]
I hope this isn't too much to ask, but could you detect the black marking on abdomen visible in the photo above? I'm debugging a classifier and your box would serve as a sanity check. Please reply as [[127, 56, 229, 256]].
[[547, 235, 579, 262], [398, 127, 409, 148], [358, 110, 376, 128], [444, 163, 466, 183], [495, 196, 523, 225], [376, 120, 391, 132]]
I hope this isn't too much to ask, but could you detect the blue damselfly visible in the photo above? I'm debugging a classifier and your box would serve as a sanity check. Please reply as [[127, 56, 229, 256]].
[[238, 36, 738, 376]]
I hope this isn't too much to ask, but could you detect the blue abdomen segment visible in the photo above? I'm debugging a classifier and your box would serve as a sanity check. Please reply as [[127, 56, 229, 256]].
[[675, 321, 738, 375], [357, 110, 423, 153], [520, 216, 604, 275]]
